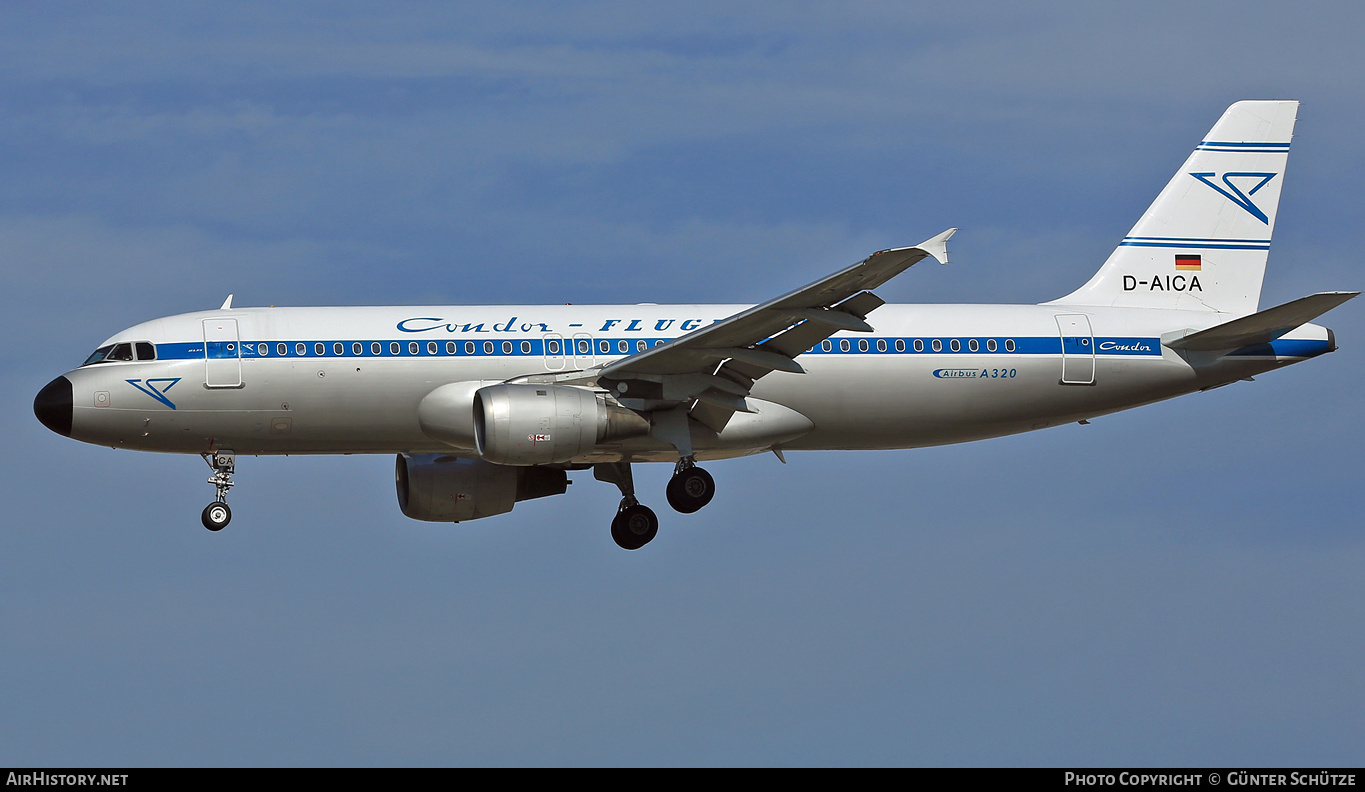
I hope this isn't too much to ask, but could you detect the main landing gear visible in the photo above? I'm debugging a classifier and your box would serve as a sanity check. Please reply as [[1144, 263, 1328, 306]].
[[595, 458, 716, 550], [201, 451, 235, 531], [611, 502, 658, 551], [595, 462, 657, 550], [666, 459, 715, 514]]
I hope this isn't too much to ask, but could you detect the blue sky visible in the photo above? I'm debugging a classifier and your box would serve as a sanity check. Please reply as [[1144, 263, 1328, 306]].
[[2, 3, 1362, 766]]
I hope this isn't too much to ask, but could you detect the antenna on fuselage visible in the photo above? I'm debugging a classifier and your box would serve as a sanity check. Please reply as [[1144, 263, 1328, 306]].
[[219, 294, 234, 310]]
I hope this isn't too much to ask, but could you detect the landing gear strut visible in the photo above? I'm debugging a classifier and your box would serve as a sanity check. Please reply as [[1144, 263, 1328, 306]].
[[666, 458, 715, 514], [201, 451, 235, 531], [594, 462, 658, 550], [650, 407, 716, 515]]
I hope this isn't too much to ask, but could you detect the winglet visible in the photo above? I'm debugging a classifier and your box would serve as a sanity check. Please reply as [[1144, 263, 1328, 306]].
[[219, 294, 234, 310], [917, 228, 957, 265]]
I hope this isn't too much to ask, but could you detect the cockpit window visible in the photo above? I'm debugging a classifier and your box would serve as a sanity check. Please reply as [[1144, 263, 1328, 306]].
[[82, 345, 114, 366], [82, 341, 156, 366]]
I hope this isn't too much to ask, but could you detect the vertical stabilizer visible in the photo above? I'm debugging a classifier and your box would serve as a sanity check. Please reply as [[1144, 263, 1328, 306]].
[[1050, 101, 1298, 315]]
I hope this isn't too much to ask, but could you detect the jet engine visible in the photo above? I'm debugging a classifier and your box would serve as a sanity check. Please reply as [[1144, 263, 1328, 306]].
[[395, 453, 568, 522], [473, 384, 649, 465]]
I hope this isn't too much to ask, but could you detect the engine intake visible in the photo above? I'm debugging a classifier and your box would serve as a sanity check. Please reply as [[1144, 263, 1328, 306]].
[[395, 454, 568, 522], [473, 384, 649, 465]]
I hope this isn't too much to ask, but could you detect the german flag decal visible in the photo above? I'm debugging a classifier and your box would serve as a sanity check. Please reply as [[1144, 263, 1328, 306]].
[[1175, 254, 1202, 271]]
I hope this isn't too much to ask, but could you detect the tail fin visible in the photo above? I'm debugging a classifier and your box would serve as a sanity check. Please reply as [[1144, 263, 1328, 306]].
[[1050, 100, 1299, 315]]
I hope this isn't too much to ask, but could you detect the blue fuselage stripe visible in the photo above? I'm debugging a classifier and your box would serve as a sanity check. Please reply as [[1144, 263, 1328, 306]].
[[149, 336, 1172, 361]]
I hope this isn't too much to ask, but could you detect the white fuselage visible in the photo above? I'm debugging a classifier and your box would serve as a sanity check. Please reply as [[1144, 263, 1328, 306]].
[[56, 302, 1332, 462]]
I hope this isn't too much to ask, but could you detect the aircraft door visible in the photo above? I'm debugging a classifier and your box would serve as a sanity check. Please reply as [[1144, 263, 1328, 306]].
[[1055, 314, 1095, 385], [543, 333, 566, 371], [572, 332, 595, 369], [203, 318, 243, 388]]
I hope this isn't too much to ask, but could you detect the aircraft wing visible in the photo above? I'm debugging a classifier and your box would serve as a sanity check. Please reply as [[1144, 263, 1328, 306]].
[[596, 228, 956, 430]]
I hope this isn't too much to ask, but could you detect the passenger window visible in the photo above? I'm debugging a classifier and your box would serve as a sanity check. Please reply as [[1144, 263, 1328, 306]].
[[839, 339, 850, 352], [521, 341, 531, 354], [637, 340, 646, 352], [968, 339, 979, 352], [1005, 339, 1016, 352], [447, 342, 457, 354], [135, 342, 157, 360], [390, 342, 400, 355], [950, 339, 961, 352], [465, 342, 475, 354], [618, 340, 628, 353], [409, 342, 419, 355], [297, 343, 307, 355], [931, 340, 942, 352], [547, 339, 560, 354], [821, 340, 832, 352], [876, 339, 887, 352], [484, 341, 494, 354], [353, 342, 363, 355], [858, 339, 868, 352], [502, 341, 512, 354], [895, 339, 905, 352], [315, 343, 325, 355], [428, 341, 438, 354], [374, 342, 384, 355], [987, 339, 997, 352], [278, 343, 288, 356], [913, 339, 924, 352], [577, 339, 590, 354]]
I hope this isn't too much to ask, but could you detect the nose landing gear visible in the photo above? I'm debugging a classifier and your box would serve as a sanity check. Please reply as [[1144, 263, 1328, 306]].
[[201, 451, 235, 531]]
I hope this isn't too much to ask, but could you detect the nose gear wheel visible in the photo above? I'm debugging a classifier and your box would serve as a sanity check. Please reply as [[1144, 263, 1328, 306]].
[[202, 501, 231, 531]]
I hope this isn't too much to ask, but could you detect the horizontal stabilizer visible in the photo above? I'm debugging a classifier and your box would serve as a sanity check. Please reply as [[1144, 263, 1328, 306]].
[[1165, 292, 1358, 351]]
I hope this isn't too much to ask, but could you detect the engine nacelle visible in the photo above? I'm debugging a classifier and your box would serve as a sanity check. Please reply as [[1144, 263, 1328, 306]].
[[417, 380, 500, 450], [395, 454, 568, 522], [473, 383, 649, 465]]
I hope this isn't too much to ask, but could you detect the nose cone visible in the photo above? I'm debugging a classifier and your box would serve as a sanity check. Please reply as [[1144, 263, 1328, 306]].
[[34, 376, 73, 437]]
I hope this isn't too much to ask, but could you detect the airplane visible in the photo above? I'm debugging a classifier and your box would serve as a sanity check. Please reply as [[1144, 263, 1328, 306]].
[[33, 100, 1357, 550]]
